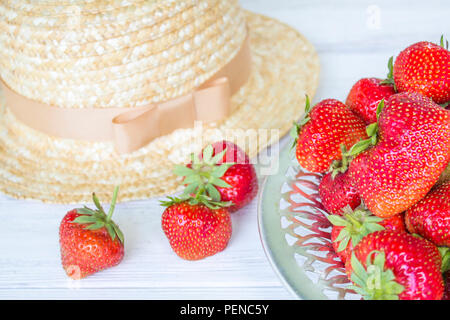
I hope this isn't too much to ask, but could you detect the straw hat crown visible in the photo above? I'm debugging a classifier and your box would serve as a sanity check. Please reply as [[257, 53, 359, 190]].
[[0, 0, 247, 109], [0, 0, 320, 203]]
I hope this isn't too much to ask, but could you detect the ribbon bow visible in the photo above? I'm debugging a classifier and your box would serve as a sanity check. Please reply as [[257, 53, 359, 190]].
[[112, 78, 230, 153]]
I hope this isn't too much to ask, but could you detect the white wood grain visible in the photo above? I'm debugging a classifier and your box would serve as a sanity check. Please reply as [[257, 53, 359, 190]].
[[0, 190, 292, 299], [0, 0, 449, 300]]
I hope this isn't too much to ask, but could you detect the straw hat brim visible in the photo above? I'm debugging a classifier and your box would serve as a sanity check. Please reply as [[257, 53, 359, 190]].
[[0, 11, 320, 204]]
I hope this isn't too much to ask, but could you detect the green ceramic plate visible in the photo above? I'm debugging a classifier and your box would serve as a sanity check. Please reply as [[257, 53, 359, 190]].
[[257, 143, 360, 300]]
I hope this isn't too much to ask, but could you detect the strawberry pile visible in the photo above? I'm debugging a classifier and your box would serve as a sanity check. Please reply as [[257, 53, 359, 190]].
[[161, 141, 258, 260], [293, 36, 450, 300]]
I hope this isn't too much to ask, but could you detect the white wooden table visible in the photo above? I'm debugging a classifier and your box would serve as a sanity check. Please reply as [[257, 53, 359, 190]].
[[0, 0, 448, 300]]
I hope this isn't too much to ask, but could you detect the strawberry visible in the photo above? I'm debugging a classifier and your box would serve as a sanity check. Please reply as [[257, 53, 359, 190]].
[[319, 171, 360, 215], [292, 96, 367, 173], [175, 141, 258, 212], [348, 93, 450, 217], [318, 145, 360, 215], [379, 212, 406, 231], [405, 181, 450, 247], [346, 78, 396, 124], [161, 196, 232, 260], [59, 186, 124, 279], [328, 207, 405, 264], [386, 36, 450, 104], [346, 230, 444, 300]]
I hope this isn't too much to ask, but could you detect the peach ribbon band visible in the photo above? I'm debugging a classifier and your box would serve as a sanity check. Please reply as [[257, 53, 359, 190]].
[[1, 36, 251, 154]]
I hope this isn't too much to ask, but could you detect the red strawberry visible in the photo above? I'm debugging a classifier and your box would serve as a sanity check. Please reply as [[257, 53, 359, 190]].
[[59, 187, 124, 279], [348, 92, 450, 218], [380, 212, 406, 231], [161, 197, 232, 260], [346, 230, 444, 300], [346, 78, 396, 124], [292, 96, 367, 173], [319, 171, 360, 215], [328, 208, 405, 264], [318, 145, 361, 215], [175, 141, 258, 212], [405, 181, 450, 247], [388, 37, 450, 104]]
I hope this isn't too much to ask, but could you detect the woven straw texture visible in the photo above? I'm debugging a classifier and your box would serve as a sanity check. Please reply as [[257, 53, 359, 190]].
[[0, 0, 247, 108], [0, 3, 320, 204]]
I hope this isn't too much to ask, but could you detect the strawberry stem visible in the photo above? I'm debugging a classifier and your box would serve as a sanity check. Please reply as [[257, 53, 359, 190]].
[[345, 212, 362, 230], [329, 144, 351, 178]]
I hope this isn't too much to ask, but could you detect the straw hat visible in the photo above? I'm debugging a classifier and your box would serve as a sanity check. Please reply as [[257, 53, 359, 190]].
[[0, 0, 319, 203]]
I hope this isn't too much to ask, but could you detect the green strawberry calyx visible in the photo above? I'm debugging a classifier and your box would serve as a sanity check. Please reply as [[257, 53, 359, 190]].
[[328, 144, 352, 178], [349, 251, 405, 300], [73, 186, 124, 244], [160, 193, 232, 210], [380, 56, 397, 91], [347, 99, 384, 157], [290, 95, 312, 149], [168, 144, 234, 209], [327, 206, 385, 252], [438, 246, 450, 273], [440, 35, 449, 50]]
